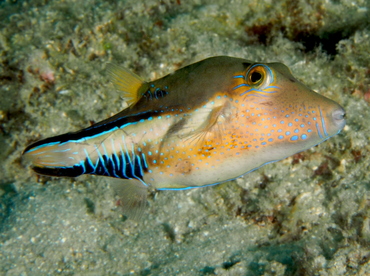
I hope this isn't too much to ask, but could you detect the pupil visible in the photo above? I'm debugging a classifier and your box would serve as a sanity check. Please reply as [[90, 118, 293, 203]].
[[251, 71, 262, 83]]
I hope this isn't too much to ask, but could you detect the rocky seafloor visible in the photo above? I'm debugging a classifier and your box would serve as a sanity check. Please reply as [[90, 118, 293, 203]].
[[0, 0, 369, 275]]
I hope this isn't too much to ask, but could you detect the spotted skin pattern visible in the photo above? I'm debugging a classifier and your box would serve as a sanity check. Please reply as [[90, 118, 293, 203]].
[[23, 56, 345, 190]]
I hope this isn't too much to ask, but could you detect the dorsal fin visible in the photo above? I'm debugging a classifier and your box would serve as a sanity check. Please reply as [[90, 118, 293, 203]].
[[107, 64, 146, 106]]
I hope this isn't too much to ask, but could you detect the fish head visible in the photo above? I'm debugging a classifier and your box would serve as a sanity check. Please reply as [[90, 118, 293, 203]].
[[230, 61, 346, 162]]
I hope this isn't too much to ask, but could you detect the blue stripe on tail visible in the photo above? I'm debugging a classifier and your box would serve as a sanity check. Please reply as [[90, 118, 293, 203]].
[[24, 110, 156, 179]]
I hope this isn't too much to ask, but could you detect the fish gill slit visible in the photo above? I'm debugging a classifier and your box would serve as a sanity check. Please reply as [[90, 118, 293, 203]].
[[318, 105, 328, 137]]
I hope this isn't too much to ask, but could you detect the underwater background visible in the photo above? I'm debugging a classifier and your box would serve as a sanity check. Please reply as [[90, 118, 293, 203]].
[[0, 0, 369, 275]]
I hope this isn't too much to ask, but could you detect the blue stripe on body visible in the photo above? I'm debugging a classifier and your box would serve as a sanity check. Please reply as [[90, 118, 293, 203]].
[[141, 153, 148, 168], [84, 148, 95, 170], [52, 148, 71, 153], [118, 143, 128, 178], [25, 141, 60, 154], [94, 144, 109, 176], [130, 143, 137, 179], [318, 106, 328, 137], [233, 83, 250, 90], [122, 135, 132, 178], [110, 138, 120, 178], [315, 122, 323, 139]]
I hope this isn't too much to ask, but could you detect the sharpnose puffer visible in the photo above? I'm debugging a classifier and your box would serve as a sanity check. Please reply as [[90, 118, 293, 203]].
[[23, 56, 345, 198]]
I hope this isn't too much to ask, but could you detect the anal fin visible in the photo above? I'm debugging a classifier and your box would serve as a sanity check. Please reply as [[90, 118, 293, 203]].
[[109, 178, 149, 220]]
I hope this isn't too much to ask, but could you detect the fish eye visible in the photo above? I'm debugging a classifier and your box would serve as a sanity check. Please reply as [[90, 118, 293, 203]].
[[245, 64, 272, 88], [250, 71, 262, 83]]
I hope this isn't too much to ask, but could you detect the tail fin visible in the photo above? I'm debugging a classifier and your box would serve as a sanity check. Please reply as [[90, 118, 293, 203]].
[[23, 114, 147, 180], [23, 136, 87, 177]]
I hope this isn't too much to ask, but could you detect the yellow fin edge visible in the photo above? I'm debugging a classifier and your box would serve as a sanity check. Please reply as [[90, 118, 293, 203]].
[[107, 64, 145, 106]]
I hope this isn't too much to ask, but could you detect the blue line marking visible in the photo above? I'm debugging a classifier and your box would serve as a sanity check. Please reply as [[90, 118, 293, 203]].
[[142, 153, 148, 168], [318, 106, 328, 137], [130, 142, 137, 179], [118, 143, 128, 178], [315, 122, 323, 139], [25, 141, 60, 153], [102, 141, 117, 176], [84, 148, 94, 170], [111, 139, 120, 172], [94, 144, 109, 176], [79, 160, 86, 174], [111, 154, 120, 178], [51, 122, 138, 149], [233, 83, 249, 90], [52, 148, 71, 153], [136, 154, 144, 177], [122, 135, 132, 178]]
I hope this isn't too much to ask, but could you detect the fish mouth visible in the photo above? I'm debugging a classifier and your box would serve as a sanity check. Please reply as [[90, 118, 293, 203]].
[[318, 104, 346, 139], [331, 106, 346, 131]]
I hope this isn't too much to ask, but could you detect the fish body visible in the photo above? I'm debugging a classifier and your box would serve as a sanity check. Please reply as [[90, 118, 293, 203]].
[[23, 56, 345, 191]]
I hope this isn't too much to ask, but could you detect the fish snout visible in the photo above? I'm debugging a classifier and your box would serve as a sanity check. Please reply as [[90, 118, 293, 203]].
[[332, 106, 346, 129], [326, 104, 346, 137]]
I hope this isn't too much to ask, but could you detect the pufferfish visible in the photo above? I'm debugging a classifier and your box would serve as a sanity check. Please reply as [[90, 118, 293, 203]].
[[23, 56, 345, 209]]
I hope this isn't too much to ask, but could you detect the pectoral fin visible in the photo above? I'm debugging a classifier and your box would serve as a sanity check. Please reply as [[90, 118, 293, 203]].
[[189, 105, 226, 143], [169, 104, 228, 147]]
